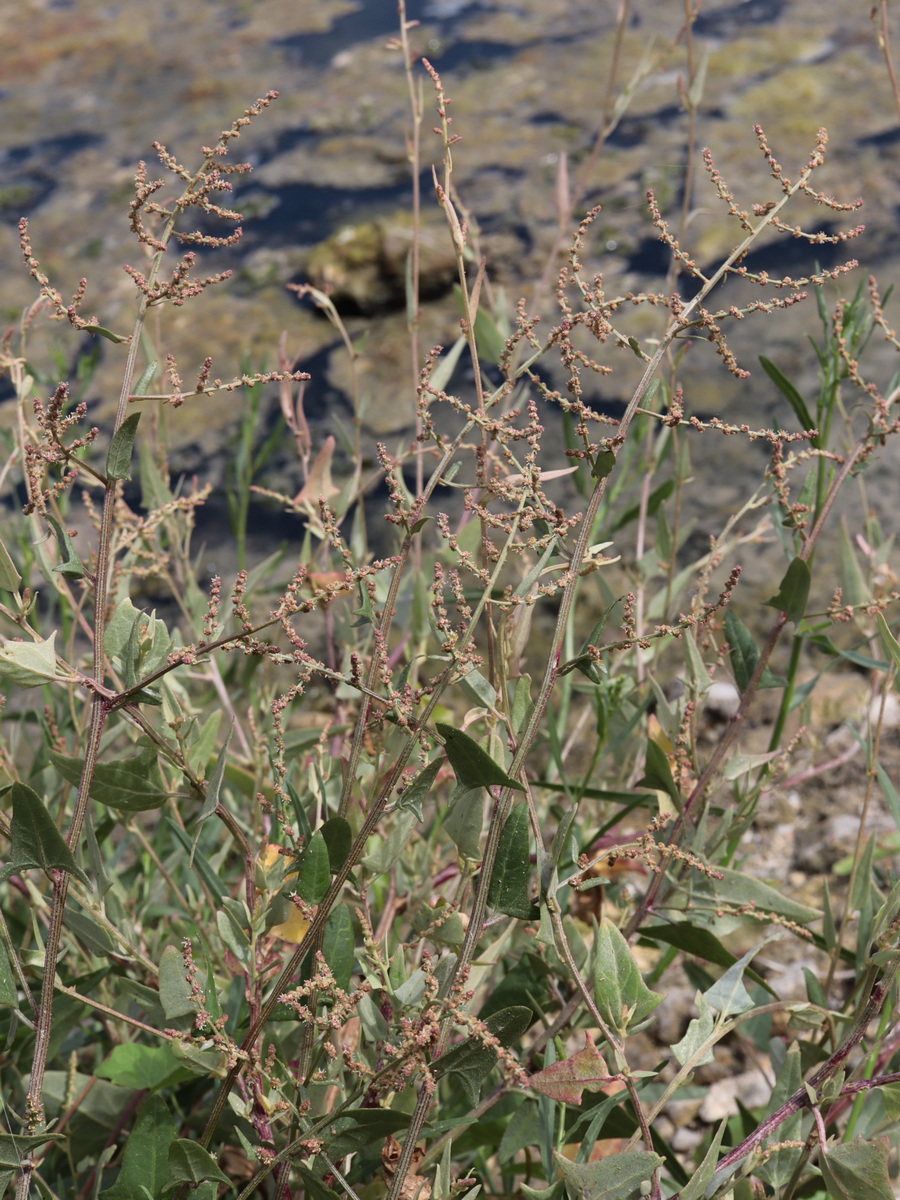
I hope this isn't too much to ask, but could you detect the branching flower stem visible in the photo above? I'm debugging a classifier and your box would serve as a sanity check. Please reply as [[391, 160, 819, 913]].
[[16, 104, 278, 1200], [385, 132, 833, 1200]]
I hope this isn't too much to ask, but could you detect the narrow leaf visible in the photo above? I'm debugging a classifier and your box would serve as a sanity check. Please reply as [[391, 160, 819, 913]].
[[295, 830, 330, 904], [106, 412, 141, 481], [191, 720, 233, 870], [759, 355, 816, 433], [487, 801, 537, 919], [165, 818, 226, 901], [45, 512, 85, 579], [610, 479, 674, 533], [322, 904, 354, 990], [877, 613, 900, 673], [710, 866, 822, 925], [634, 739, 681, 810], [0, 536, 21, 591], [131, 361, 158, 397]]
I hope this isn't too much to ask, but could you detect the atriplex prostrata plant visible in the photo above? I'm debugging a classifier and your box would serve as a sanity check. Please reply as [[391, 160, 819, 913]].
[[2, 40, 900, 1200]]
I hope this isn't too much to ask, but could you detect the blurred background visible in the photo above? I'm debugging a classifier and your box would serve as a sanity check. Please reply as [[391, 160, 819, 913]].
[[0, 0, 897, 580]]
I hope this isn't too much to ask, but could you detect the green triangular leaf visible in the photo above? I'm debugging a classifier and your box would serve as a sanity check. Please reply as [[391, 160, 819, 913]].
[[167, 1139, 230, 1188], [0, 632, 70, 688], [724, 609, 787, 691], [820, 1137, 893, 1200], [436, 724, 524, 791], [554, 1149, 663, 1200], [593, 918, 664, 1033], [672, 991, 716, 1066], [703, 942, 770, 1016], [764, 557, 810, 624], [0, 782, 90, 885], [0, 1132, 66, 1170], [49, 746, 167, 812]]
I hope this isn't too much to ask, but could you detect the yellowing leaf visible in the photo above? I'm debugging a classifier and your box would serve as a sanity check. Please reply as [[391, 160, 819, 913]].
[[270, 905, 312, 945]]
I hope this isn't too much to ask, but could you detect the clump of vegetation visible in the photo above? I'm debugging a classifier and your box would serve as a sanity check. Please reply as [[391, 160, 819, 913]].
[[3, 7, 900, 1200]]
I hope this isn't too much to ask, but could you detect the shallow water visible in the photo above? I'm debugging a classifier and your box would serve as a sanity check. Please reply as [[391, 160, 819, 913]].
[[0, 0, 897, 599]]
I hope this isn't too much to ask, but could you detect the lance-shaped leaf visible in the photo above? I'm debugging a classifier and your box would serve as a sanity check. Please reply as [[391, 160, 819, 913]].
[[0, 782, 90, 886], [764, 556, 810, 624], [593, 918, 664, 1033], [443, 786, 483, 861], [295, 829, 330, 904], [759, 355, 816, 434], [436, 724, 524, 791], [877, 613, 900, 673], [725, 610, 787, 691], [487, 800, 537, 919], [0, 536, 21, 592], [106, 411, 141, 481], [634, 738, 681, 811], [322, 904, 354, 990], [45, 512, 85, 579], [527, 1032, 615, 1104], [98, 1094, 175, 1200], [190, 721, 233, 866], [50, 745, 167, 812]]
